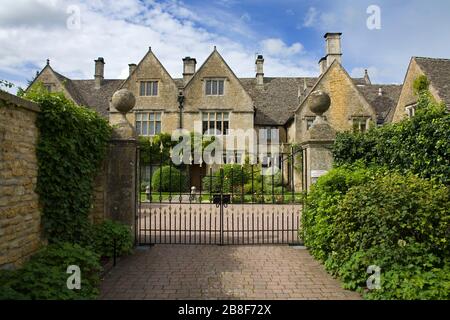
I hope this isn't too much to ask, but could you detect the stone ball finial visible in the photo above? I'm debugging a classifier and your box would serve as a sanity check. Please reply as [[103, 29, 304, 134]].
[[111, 89, 136, 114], [309, 90, 331, 116]]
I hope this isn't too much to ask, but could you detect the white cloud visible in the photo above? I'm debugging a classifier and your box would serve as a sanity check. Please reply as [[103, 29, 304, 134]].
[[260, 38, 303, 57], [303, 7, 318, 27]]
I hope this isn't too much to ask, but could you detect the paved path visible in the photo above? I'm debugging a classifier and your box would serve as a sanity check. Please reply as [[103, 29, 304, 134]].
[[100, 245, 360, 300]]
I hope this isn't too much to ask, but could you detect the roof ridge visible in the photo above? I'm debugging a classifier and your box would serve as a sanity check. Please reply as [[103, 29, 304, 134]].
[[414, 56, 450, 61]]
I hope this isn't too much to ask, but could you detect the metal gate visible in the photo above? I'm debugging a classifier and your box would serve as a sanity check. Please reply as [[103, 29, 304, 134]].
[[136, 148, 303, 245]]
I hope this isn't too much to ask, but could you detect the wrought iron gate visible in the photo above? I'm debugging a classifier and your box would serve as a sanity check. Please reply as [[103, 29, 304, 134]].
[[137, 148, 303, 245]]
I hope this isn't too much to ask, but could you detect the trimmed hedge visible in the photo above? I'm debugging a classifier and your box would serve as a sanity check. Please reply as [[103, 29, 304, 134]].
[[301, 166, 450, 299], [151, 165, 187, 192]]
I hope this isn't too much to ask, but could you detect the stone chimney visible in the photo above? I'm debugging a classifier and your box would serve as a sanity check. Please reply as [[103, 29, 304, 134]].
[[183, 57, 196, 84], [255, 54, 264, 86], [364, 69, 371, 84], [324, 33, 342, 67], [319, 57, 327, 74], [128, 63, 137, 76], [94, 57, 105, 89]]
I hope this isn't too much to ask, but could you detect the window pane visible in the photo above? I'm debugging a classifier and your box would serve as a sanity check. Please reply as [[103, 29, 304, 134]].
[[149, 122, 154, 135], [223, 120, 229, 135], [202, 121, 208, 134], [136, 113, 142, 121], [206, 80, 212, 95], [218, 80, 224, 95], [202, 113, 208, 121], [155, 121, 161, 134], [156, 112, 161, 121], [142, 113, 148, 121], [149, 113, 154, 121], [217, 120, 222, 132], [136, 122, 142, 135], [142, 122, 148, 135], [217, 113, 222, 121], [224, 113, 229, 121], [210, 120, 215, 130], [146, 82, 151, 96], [152, 81, 158, 96], [140, 82, 145, 96], [212, 80, 218, 95]]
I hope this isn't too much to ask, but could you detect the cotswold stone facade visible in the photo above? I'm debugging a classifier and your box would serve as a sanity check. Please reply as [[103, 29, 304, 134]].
[[28, 32, 404, 150], [0, 91, 42, 269]]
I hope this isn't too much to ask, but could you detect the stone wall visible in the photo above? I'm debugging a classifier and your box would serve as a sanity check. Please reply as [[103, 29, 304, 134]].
[[0, 91, 42, 269]]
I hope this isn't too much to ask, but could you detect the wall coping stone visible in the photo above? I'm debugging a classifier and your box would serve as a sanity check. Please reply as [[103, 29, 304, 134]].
[[0, 90, 40, 113]]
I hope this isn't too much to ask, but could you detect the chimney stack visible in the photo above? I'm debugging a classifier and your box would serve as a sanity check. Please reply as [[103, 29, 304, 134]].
[[255, 54, 264, 86], [128, 63, 137, 76], [324, 33, 342, 67], [319, 57, 327, 74], [183, 57, 197, 84], [94, 57, 105, 89]]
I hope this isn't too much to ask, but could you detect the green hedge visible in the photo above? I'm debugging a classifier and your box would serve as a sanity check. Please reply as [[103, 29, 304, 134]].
[[151, 165, 187, 192], [333, 91, 450, 185], [301, 166, 450, 299], [22, 84, 112, 243], [0, 243, 101, 300]]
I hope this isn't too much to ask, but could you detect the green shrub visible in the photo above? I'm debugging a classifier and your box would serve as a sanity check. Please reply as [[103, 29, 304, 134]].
[[151, 165, 187, 192], [22, 84, 112, 243], [92, 220, 133, 258], [333, 91, 450, 185], [300, 164, 378, 261], [0, 243, 101, 300], [302, 166, 450, 300]]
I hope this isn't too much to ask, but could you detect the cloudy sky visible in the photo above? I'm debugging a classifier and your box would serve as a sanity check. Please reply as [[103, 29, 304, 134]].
[[1, 0, 449, 93]]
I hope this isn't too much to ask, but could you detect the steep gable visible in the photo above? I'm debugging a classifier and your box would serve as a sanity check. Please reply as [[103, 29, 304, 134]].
[[119, 48, 179, 112], [183, 49, 254, 113], [294, 61, 376, 141]]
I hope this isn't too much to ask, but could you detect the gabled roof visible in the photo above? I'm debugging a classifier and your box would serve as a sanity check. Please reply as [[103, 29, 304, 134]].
[[357, 84, 402, 123], [414, 57, 450, 107]]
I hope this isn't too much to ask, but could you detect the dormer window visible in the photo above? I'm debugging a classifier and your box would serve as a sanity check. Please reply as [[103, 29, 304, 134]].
[[205, 79, 224, 96], [405, 104, 417, 118], [139, 81, 158, 96], [352, 117, 369, 133]]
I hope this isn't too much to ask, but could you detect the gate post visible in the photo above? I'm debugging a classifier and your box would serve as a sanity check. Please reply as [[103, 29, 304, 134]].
[[105, 89, 137, 235], [301, 91, 336, 192]]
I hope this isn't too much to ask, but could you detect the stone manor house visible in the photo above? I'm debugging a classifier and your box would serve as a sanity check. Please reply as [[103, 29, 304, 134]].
[[27, 32, 450, 187]]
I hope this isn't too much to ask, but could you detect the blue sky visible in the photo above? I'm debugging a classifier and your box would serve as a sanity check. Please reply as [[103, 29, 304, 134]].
[[1, 0, 450, 93]]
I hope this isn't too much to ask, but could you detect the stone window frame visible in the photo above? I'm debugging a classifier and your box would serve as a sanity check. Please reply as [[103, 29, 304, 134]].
[[204, 78, 225, 96], [135, 110, 162, 136], [43, 83, 53, 92], [139, 80, 159, 97], [351, 116, 370, 133], [201, 111, 230, 136], [405, 103, 417, 119], [303, 115, 326, 131]]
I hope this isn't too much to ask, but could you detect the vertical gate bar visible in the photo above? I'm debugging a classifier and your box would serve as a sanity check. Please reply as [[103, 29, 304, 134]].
[[164, 209, 167, 244], [179, 206, 182, 244], [272, 155, 275, 204], [169, 161, 172, 203], [220, 166, 224, 245], [246, 213, 249, 245], [174, 212, 177, 244], [282, 209, 284, 244], [184, 209, 187, 244], [281, 152, 285, 203], [251, 164, 254, 203], [252, 210, 254, 245], [257, 214, 259, 244], [272, 208, 274, 244], [277, 209, 280, 244]]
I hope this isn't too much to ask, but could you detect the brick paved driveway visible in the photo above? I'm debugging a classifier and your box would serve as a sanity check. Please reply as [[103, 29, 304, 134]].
[[100, 245, 360, 300]]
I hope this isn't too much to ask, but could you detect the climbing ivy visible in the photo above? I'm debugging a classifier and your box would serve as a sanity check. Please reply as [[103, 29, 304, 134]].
[[22, 84, 112, 243]]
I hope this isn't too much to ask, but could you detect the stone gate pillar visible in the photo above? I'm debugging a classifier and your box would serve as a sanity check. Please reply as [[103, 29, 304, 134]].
[[105, 89, 137, 232], [301, 90, 336, 192]]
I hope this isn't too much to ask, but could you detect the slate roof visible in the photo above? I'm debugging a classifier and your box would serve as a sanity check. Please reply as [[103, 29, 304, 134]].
[[70, 80, 123, 117], [357, 84, 402, 124], [414, 57, 450, 108]]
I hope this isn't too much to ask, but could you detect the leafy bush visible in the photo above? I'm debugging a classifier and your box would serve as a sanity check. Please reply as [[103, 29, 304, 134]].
[[300, 164, 379, 261], [302, 167, 450, 300], [22, 84, 112, 243], [92, 220, 133, 258], [333, 91, 450, 185], [151, 165, 187, 192], [0, 243, 101, 300]]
